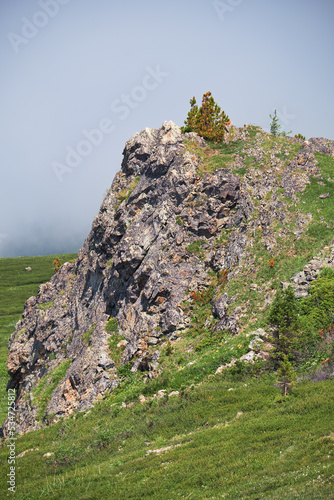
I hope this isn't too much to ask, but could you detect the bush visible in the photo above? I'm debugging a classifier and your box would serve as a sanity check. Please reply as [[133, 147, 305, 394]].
[[276, 355, 296, 395], [269, 286, 299, 359], [299, 273, 334, 333], [294, 133, 306, 141], [53, 257, 61, 273], [181, 92, 230, 142], [318, 266, 334, 279], [268, 274, 334, 367]]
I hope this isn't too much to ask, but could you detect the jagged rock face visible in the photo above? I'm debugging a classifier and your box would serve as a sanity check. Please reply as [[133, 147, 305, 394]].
[[4, 123, 333, 436], [4, 122, 247, 435]]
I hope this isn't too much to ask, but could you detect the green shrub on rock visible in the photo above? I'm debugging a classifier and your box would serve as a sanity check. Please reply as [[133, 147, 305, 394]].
[[181, 92, 230, 142]]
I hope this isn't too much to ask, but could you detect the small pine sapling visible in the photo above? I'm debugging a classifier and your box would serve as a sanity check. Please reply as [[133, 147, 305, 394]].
[[269, 109, 292, 137], [182, 92, 230, 142], [276, 354, 296, 396], [268, 286, 299, 365], [182, 96, 198, 133], [269, 110, 281, 136]]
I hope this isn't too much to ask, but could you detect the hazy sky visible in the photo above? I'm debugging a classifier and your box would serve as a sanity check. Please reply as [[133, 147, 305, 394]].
[[1, 0, 333, 257]]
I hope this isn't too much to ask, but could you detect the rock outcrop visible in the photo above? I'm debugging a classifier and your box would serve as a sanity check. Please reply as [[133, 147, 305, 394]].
[[4, 122, 248, 434], [3, 122, 334, 435], [283, 244, 334, 298]]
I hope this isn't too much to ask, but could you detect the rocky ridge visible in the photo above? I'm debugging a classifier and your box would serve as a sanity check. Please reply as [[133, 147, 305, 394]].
[[4, 121, 334, 435]]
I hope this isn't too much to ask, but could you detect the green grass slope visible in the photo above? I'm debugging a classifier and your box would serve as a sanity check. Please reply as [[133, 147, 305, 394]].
[[0, 368, 333, 498]]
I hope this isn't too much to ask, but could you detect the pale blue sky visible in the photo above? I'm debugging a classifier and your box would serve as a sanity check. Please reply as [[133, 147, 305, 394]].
[[0, 0, 333, 257]]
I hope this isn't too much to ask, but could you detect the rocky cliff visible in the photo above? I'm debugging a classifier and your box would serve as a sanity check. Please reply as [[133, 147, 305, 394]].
[[4, 121, 334, 435]]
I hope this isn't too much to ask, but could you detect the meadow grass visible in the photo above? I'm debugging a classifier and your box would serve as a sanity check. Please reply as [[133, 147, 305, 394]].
[[0, 370, 332, 499]]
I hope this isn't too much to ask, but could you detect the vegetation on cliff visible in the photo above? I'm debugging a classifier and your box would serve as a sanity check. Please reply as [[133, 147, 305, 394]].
[[181, 91, 230, 141]]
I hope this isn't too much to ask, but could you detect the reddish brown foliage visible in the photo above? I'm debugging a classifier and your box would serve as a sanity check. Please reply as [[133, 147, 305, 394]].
[[269, 258, 275, 268]]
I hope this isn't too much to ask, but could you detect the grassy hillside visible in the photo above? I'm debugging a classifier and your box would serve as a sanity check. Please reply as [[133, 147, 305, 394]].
[[0, 254, 77, 424], [0, 352, 333, 498]]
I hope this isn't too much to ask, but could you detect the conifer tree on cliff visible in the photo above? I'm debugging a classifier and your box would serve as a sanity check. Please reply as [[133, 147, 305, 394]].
[[269, 109, 281, 136], [182, 92, 230, 142]]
